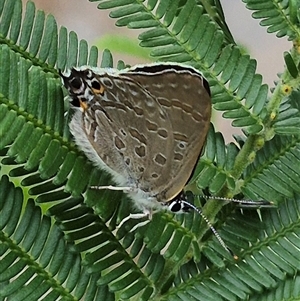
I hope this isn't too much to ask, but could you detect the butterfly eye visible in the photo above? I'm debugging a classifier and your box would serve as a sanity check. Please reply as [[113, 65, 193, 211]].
[[70, 77, 82, 90], [91, 80, 105, 95], [168, 200, 182, 212]]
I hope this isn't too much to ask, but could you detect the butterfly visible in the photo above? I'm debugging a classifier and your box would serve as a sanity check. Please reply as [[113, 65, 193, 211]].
[[60, 63, 211, 212]]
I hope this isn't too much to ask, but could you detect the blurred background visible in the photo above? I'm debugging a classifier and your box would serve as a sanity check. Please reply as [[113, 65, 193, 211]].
[[22, 0, 290, 141]]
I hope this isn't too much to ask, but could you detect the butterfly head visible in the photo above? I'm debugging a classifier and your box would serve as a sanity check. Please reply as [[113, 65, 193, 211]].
[[166, 191, 193, 213], [60, 68, 104, 111]]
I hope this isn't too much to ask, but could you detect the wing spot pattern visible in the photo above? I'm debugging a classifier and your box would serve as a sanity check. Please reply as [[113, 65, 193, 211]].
[[154, 153, 167, 166]]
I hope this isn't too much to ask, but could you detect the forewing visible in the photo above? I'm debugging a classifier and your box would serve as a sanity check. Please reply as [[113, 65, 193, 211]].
[[76, 70, 175, 193]]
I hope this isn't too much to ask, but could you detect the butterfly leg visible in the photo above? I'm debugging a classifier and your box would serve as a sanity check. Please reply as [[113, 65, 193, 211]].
[[90, 185, 151, 231], [90, 185, 135, 191], [117, 209, 152, 232]]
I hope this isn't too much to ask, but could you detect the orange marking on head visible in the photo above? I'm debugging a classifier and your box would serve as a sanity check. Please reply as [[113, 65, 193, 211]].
[[79, 99, 88, 111]]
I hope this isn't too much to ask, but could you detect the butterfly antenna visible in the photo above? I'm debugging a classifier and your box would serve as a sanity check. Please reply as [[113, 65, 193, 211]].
[[180, 200, 238, 260], [204, 196, 274, 206]]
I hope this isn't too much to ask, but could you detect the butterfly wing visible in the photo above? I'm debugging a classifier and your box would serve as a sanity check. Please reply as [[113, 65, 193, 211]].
[[62, 68, 176, 198], [124, 64, 211, 201], [61, 64, 211, 206]]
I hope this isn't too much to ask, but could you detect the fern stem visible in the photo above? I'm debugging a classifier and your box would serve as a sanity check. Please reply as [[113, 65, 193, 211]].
[[231, 135, 258, 180]]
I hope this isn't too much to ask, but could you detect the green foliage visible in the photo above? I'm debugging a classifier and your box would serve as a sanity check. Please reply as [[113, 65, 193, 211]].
[[0, 0, 300, 300], [94, 34, 151, 60], [243, 0, 300, 38]]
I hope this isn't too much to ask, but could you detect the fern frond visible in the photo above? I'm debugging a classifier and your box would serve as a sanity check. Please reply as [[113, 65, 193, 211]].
[[243, 135, 300, 202], [196, 0, 235, 44], [273, 89, 300, 134], [0, 0, 98, 71], [249, 274, 300, 300], [161, 197, 300, 301], [242, 0, 300, 39], [189, 124, 238, 194], [0, 175, 114, 301]]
